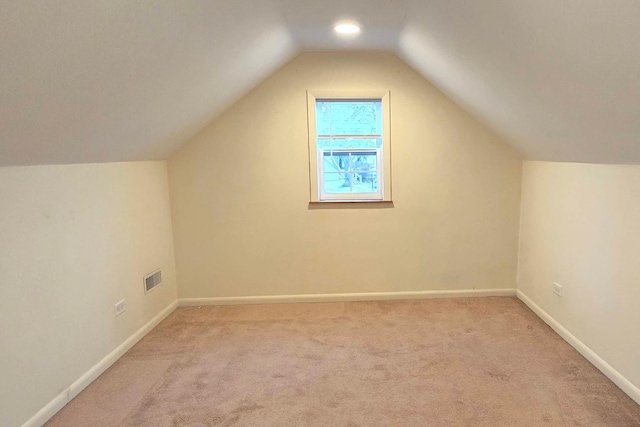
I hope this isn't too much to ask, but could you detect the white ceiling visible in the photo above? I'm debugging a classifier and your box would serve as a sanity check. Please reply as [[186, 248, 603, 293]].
[[1, 0, 640, 166]]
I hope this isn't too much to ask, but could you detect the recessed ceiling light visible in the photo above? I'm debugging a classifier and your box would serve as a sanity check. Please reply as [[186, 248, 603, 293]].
[[334, 23, 361, 35]]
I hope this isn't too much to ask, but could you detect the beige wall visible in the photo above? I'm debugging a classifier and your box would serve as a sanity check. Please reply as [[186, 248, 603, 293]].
[[168, 52, 522, 299], [0, 162, 177, 427], [518, 161, 640, 391]]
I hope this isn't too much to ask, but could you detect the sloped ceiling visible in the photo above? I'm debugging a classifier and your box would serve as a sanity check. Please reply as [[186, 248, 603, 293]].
[[1, 0, 639, 166], [0, 0, 296, 166]]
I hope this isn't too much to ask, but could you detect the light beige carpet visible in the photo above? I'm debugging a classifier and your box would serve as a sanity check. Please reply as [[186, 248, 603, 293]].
[[46, 297, 640, 426]]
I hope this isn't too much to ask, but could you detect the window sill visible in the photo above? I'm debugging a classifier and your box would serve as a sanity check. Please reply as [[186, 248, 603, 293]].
[[308, 201, 394, 209]]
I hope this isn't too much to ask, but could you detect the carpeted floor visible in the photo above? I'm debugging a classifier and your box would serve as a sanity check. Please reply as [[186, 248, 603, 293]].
[[46, 297, 640, 426]]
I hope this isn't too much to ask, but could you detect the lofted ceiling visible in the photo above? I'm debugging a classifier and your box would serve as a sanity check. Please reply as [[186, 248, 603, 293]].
[[1, 0, 639, 166]]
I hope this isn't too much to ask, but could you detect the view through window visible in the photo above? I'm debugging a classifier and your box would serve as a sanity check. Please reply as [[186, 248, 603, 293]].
[[315, 99, 384, 201]]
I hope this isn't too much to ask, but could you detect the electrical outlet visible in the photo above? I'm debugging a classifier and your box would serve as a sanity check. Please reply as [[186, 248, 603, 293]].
[[114, 299, 126, 317], [553, 282, 563, 297]]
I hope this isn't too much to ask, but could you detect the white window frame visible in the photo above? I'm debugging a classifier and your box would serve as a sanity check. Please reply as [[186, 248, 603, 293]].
[[307, 91, 391, 202]]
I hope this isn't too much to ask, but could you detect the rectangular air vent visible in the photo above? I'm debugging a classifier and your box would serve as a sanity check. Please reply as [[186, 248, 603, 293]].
[[144, 269, 162, 294]]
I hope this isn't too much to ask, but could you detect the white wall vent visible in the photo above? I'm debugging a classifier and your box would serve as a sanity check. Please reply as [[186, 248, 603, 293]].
[[144, 269, 162, 294]]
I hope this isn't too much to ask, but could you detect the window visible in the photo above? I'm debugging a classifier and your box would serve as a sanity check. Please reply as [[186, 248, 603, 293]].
[[307, 91, 391, 202]]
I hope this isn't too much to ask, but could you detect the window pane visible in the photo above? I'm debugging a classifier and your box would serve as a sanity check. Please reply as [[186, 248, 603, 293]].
[[323, 152, 349, 172], [323, 152, 377, 170], [323, 172, 353, 193], [323, 171, 379, 193], [316, 100, 382, 136], [322, 151, 378, 193], [351, 152, 377, 172], [317, 137, 382, 150]]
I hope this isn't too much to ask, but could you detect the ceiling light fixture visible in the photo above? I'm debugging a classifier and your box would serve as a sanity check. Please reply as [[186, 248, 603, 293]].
[[334, 23, 361, 35]]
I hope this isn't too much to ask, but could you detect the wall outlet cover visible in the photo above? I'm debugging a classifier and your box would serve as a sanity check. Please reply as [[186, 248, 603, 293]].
[[114, 299, 126, 316], [553, 282, 563, 297]]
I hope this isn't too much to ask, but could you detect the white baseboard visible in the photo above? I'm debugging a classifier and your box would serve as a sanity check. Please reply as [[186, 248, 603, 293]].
[[179, 288, 517, 306], [517, 290, 640, 406], [22, 300, 179, 427]]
